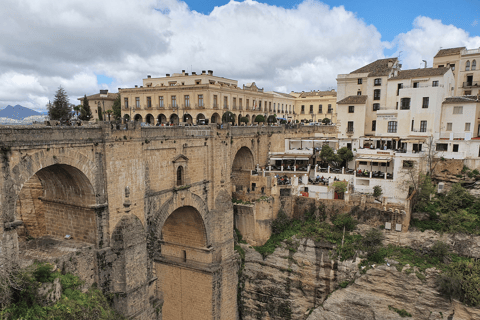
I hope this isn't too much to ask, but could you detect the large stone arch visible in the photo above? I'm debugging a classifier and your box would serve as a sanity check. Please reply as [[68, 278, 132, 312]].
[[231, 145, 255, 192]]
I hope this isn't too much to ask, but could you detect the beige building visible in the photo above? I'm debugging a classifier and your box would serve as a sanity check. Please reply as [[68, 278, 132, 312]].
[[78, 89, 118, 121], [433, 47, 480, 96], [120, 70, 296, 125], [290, 90, 337, 124]]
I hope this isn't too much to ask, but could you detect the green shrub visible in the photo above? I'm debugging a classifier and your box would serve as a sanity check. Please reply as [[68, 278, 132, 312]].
[[437, 259, 480, 306], [373, 185, 383, 198], [332, 213, 357, 232], [430, 241, 450, 261]]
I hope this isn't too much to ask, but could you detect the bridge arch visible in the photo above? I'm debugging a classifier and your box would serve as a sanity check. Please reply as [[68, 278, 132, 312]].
[[231, 146, 255, 192]]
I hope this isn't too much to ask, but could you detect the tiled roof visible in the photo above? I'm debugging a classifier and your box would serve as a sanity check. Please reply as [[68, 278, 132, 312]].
[[350, 58, 398, 77], [434, 47, 465, 58], [298, 90, 337, 98], [337, 95, 368, 104], [272, 91, 295, 98], [78, 93, 118, 101], [443, 95, 480, 104], [389, 67, 450, 80]]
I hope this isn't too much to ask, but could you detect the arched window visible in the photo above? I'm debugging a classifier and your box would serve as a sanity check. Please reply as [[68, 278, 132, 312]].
[[177, 166, 184, 186], [472, 60, 477, 71], [466, 60, 470, 71]]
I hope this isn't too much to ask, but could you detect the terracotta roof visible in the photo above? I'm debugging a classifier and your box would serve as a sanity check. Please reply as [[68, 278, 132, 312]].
[[443, 95, 480, 104], [78, 92, 118, 101], [389, 67, 450, 80], [434, 47, 465, 58], [350, 58, 398, 77], [298, 90, 337, 98], [337, 95, 368, 104]]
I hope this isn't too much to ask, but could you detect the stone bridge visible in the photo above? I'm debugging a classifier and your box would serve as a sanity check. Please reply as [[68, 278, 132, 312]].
[[0, 123, 336, 320]]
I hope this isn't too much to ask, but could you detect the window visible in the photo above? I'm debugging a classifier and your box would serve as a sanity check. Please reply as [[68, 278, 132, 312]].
[[357, 91, 362, 95], [388, 121, 397, 133], [397, 83, 403, 95], [432, 81, 439, 87], [347, 121, 354, 132], [273, 103, 275, 112], [318, 104, 322, 113], [176, 166, 184, 186], [465, 123, 471, 131], [124, 98, 128, 108], [239, 98, 243, 108], [420, 121, 427, 132], [403, 160, 414, 168], [214, 95, 218, 108], [411, 120, 414, 131], [438, 65, 444, 68], [436, 143, 448, 151], [246, 99, 249, 108], [233, 97, 236, 108], [373, 89, 381, 100], [422, 97, 429, 108], [446, 123, 452, 131], [198, 94, 203, 107], [301, 105, 305, 113], [453, 106, 463, 114], [400, 98, 411, 110], [348, 105, 354, 113], [171, 95, 177, 108], [310, 105, 314, 114], [473, 60, 477, 70], [159, 96, 164, 108], [184, 95, 190, 107], [259, 101, 262, 110], [453, 144, 459, 152], [450, 64, 455, 71], [465, 90, 472, 95], [374, 78, 382, 86], [224, 96, 228, 108], [373, 103, 380, 111], [372, 120, 376, 131], [147, 97, 151, 108], [466, 60, 470, 71], [413, 82, 419, 88], [328, 104, 332, 113], [135, 97, 140, 108], [269, 102, 271, 111], [358, 78, 362, 84]]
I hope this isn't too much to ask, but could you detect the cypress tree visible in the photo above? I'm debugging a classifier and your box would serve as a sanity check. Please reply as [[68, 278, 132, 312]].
[[48, 86, 72, 121], [79, 94, 93, 121]]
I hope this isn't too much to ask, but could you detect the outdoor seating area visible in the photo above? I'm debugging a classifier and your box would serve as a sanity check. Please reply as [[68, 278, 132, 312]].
[[356, 169, 393, 179], [275, 175, 291, 185]]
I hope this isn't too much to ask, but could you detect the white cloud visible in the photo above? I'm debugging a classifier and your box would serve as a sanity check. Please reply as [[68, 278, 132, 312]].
[[393, 16, 480, 69]]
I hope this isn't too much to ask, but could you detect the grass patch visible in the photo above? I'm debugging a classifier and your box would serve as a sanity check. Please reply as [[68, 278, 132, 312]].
[[388, 305, 412, 317]]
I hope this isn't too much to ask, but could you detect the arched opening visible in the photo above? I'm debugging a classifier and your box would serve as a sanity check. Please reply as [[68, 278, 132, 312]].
[[176, 166, 184, 186], [157, 113, 167, 125], [232, 113, 237, 125], [15, 164, 97, 256], [238, 114, 242, 125], [183, 113, 193, 124], [196, 113, 206, 125], [211, 112, 220, 124], [134, 114, 143, 122], [466, 60, 471, 71], [473, 60, 477, 71], [161, 206, 207, 248], [170, 113, 179, 125], [232, 146, 255, 193], [123, 114, 130, 122], [145, 113, 154, 125]]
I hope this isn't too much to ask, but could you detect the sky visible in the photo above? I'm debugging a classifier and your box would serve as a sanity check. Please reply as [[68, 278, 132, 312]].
[[1, 0, 479, 111]]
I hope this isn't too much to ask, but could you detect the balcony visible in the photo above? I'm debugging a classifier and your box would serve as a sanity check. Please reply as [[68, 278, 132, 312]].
[[122, 105, 129, 110], [213, 104, 219, 109], [195, 103, 205, 109], [145, 104, 152, 109], [223, 105, 229, 110], [157, 104, 165, 110], [300, 111, 305, 114], [182, 104, 191, 110], [168, 104, 178, 110], [346, 128, 354, 135], [463, 82, 479, 88]]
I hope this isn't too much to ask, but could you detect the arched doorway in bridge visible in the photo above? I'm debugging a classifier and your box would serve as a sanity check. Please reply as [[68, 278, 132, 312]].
[[134, 114, 143, 122], [170, 113, 179, 125], [14, 164, 98, 250], [157, 206, 210, 320], [183, 113, 193, 124], [146, 113, 154, 125], [157, 113, 167, 125], [211, 112, 220, 124], [232, 146, 255, 192]]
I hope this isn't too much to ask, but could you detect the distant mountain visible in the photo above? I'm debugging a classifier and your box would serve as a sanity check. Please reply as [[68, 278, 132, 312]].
[[0, 105, 41, 120]]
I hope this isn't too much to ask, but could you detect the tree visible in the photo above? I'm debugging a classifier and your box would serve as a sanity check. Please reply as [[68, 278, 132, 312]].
[[222, 111, 235, 124], [322, 117, 330, 124], [98, 106, 103, 121], [254, 114, 265, 124], [240, 117, 249, 125], [112, 94, 121, 120], [267, 115, 276, 124], [319, 145, 342, 168], [79, 94, 92, 121], [48, 86, 72, 121], [337, 147, 354, 169], [105, 110, 113, 121]]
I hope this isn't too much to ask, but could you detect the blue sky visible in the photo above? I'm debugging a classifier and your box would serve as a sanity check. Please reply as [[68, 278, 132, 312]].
[[1, 0, 479, 111]]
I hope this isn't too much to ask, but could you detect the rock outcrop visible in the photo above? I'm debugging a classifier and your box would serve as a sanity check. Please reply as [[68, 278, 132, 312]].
[[307, 265, 480, 320], [239, 238, 358, 320]]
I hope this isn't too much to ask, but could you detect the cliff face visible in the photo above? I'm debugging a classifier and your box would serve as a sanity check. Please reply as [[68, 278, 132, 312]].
[[239, 239, 359, 320], [307, 265, 480, 320]]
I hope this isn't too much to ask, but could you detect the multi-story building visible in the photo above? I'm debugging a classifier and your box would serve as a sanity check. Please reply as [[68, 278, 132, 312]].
[[77, 89, 118, 121], [433, 46, 480, 96], [120, 70, 298, 125], [290, 90, 337, 124]]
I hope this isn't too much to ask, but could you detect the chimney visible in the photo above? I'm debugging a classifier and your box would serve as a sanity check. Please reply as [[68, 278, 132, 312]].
[[192, 72, 196, 75], [185, 73, 188, 76], [388, 60, 393, 68], [100, 89, 108, 94], [202, 70, 206, 75], [182, 70, 186, 75], [135, 85, 138, 88], [147, 75, 151, 78], [166, 74, 170, 77], [208, 70, 213, 75]]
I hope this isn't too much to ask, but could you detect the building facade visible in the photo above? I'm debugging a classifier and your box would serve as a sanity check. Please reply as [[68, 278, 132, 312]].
[[78, 90, 118, 121]]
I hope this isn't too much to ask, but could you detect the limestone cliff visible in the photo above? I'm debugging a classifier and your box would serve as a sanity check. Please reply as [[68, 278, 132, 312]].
[[307, 265, 480, 320]]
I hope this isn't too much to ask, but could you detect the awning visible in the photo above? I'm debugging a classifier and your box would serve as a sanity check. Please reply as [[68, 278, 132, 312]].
[[355, 156, 393, 163], [402, 139, 425, 144], [270, 155, 311, 161]]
